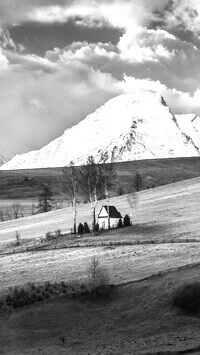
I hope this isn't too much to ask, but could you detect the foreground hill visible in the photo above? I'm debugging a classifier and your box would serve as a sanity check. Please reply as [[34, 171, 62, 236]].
[[1, 265, 200, 354], [2, 90, 200, 170]]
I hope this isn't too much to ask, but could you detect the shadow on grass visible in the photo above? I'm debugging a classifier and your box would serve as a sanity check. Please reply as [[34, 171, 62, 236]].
[[129, 223, 166, 235]]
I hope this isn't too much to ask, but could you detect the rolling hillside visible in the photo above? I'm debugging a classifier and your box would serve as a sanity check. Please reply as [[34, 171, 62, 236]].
[[0, 157, 200, 219], [0, 175, 200, 299], [0, 175, 200, 243]]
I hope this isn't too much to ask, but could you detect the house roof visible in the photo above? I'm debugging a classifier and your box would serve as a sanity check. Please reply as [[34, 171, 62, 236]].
[[98, 205, 122, 219]]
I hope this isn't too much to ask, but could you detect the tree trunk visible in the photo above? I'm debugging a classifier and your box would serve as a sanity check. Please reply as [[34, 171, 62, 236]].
[[73, 197, 77, 234], [92, 188, 98, 232], [105, 186, 110, 229], [89, 194, 95, 232]]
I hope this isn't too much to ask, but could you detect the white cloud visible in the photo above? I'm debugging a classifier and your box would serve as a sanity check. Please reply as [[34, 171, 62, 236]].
[[27, 0, 167, 30], [166, 0, 200, 38], [121, 75, 200, 115], [118, 28, 176, 62], [0, 53, 122, 156], [0, 50, 8, 70]]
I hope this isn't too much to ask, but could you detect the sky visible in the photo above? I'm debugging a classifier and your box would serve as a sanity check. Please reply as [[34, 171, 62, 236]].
[[1, 0, 200, 157]]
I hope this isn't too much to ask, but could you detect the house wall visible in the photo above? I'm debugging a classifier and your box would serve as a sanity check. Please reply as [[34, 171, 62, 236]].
[[98, 207, 108, 218], [98, 217, 120, 230]]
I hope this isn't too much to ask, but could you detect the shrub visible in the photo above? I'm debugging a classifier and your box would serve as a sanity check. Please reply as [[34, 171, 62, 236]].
[[83, 222, 90, 234], [78, 223, 84, 235], [87, 256, 110, 297], [45, 232, 54, 240], [6, 295, 12, 305], [123, 214, 131, 227], [172, 282, 200, 313], [55, 229, 62, 238], [94, 223, 99, 232], [117, 186, 123, 196], [118, 219, 123, 228], [15, 231, 21, 246]]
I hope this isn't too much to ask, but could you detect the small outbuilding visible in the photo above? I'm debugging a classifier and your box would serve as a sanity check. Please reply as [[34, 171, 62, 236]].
[[98, 205, 122, 230]]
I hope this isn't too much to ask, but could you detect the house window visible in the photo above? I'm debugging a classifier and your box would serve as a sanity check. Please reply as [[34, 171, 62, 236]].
[[102, 221, 105, 229]]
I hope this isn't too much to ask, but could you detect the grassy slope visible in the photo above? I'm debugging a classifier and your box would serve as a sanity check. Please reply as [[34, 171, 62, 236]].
[[0, 176, 200, 294], [1, 265, 200, 354], [0, 174, 200, 242]]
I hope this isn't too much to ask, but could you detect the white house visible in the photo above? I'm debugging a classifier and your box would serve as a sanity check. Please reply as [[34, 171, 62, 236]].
[[98, 205, 122, 230]]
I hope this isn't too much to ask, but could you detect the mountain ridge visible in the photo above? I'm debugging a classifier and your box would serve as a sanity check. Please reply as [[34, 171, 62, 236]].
[[1, 90, 200, 170]]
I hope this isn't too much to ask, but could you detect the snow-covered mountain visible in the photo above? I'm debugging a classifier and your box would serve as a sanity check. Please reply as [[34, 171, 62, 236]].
[[2, 90, 200, 170]]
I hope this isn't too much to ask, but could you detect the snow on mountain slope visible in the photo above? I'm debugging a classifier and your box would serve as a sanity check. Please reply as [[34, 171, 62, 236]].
[[175, 114, 200, 154], [2, 90, 200, 170]]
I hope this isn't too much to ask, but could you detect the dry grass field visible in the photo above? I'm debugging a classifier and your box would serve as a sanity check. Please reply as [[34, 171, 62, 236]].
[[1, 242, 200, 295]]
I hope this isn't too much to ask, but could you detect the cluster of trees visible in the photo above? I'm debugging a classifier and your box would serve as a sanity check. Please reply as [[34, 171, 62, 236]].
[[0, 151, 140, 231], [28, 153, 140, 233], [77, 214, 131, 235], [0, 203, 24, 222], [62, 152, 116, 234], [77, 221, 96, 235]]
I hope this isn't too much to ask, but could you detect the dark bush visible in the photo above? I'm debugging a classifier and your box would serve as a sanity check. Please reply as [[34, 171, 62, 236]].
[[172, 282, 200, 313], [6, 295, 12, 305], [94, 223, 99, 232], [55, 229, 62, 238], [123, 214, 131, 227], [83, 222, 90, 234], [118, 219, 123, 228], [78, 223, 84, 235], [45, 232, 54, 240], [117, 186, 124, 196]]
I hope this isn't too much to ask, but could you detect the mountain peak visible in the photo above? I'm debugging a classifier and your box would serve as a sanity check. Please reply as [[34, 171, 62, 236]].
[[1, 91, 200, 170]]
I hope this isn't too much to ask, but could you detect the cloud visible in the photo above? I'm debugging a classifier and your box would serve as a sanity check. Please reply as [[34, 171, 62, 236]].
[[43, 26, 200, 93], [0, 51, 122, 156], [165, 0, 200, 38], [121, 76, 200, 115], [0, 0, 169, 29]]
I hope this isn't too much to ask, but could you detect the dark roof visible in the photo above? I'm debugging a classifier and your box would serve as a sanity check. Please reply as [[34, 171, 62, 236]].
[[98, 205, 122, 219]]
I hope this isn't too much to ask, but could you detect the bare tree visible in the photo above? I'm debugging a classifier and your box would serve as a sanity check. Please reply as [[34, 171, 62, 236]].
[[99, 151, 116, 229], [126, 188, 138, 223], [0, 210, 4, 222], [62, 161, 78, 234], [87, 256, 109, 296], [31, 203, 37, 215], [5, 209, 12, 220], [12, 203, 24, 219], [79, 156, 101, 231], [135, 171, 142, 192]]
